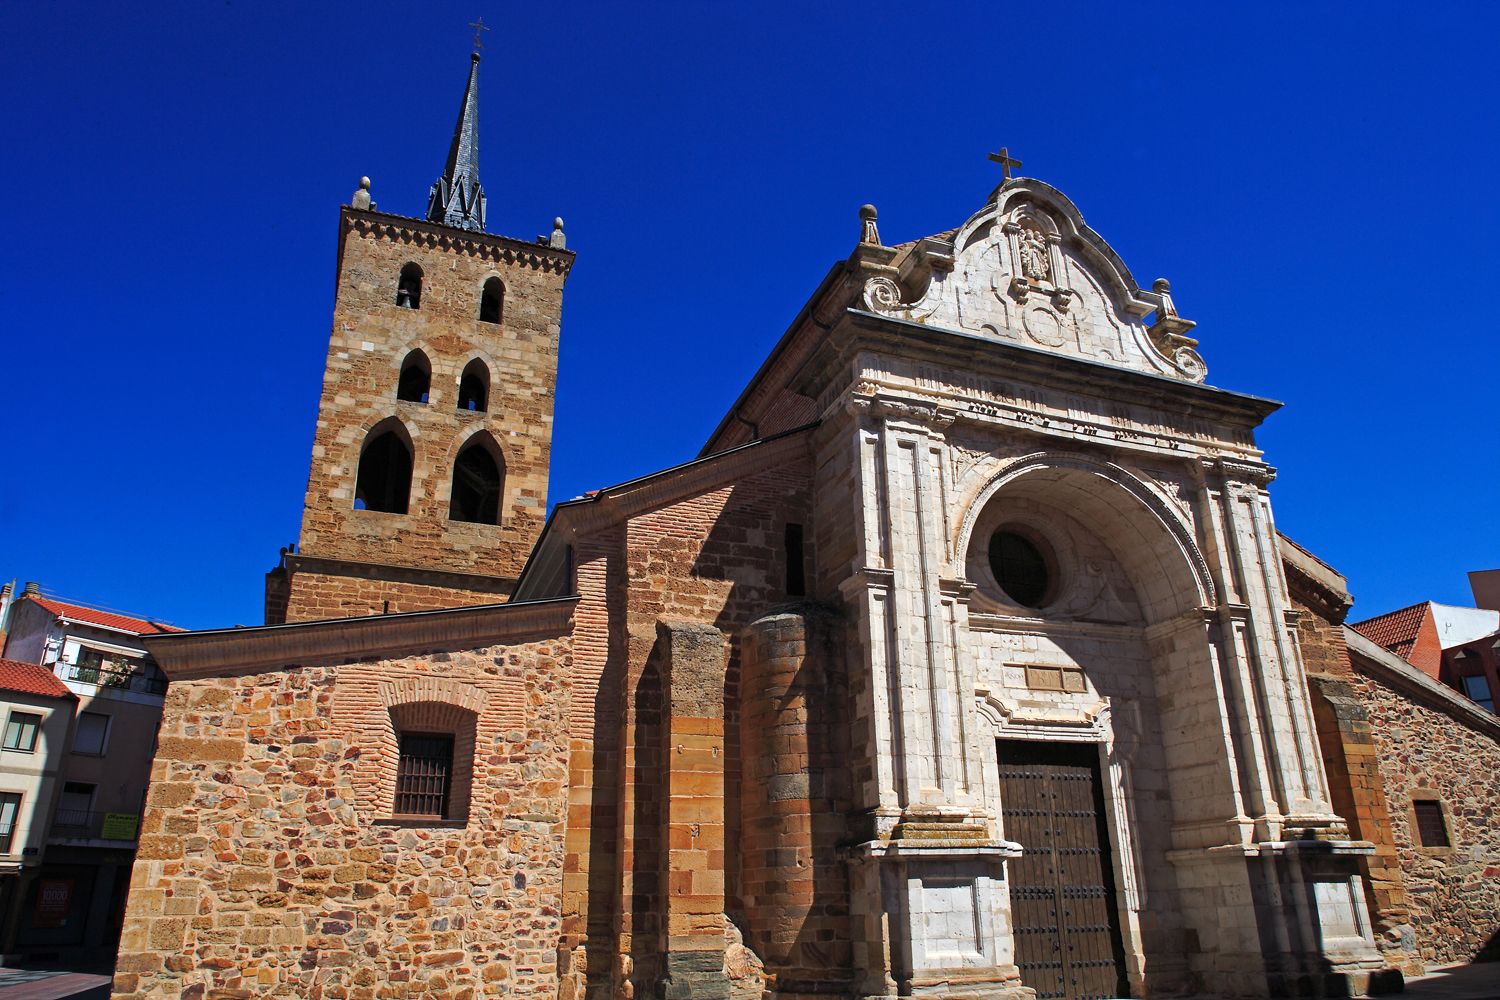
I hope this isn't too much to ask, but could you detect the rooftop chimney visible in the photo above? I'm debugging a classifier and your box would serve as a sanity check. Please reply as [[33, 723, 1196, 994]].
[[1470, 569, 1500, 613]]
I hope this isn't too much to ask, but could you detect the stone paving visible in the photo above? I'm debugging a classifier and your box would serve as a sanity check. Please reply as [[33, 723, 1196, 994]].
[[1402, 961, 1500, 999], [0, 969, 111, 1000]]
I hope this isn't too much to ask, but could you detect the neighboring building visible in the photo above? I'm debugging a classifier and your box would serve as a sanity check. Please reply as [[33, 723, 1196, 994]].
[[106, 47, 1497, 1000], [1350, 569, 1500, 714], [0, 584, 177, 968], [0, 658, 77, 960]]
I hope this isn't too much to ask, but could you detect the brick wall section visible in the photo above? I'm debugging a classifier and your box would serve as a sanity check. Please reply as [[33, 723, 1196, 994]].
[[558, 534, 625, 1000], [1291, 593, 1416, 971], [1348, 649, 1500, 966], [277, 565, 512, 623], [110, 637, 570, 1000], [560, 451, 819, 1000], [280, 208, 570, 621], [739, 607, 853, 995]]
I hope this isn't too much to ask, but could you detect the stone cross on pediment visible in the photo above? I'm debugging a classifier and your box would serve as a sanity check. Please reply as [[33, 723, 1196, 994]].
[[988, 147, 1023, 180]]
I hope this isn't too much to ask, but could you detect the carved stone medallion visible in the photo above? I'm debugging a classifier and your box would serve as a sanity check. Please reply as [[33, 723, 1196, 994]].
[[1023, 305, 1067, 348]]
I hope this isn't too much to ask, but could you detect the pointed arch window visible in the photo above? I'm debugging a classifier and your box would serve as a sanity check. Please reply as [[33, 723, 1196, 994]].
[[397, 350, 431, 403], [355, 419, 413, 514], [479, 277, 504, 324], [457, 359, 489, 412], [396, 263, 423, 309], [449, 434, 504, 524]]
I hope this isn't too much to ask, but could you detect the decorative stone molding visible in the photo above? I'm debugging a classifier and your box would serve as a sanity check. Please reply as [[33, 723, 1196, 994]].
[[861, 274, 935, 322], [954, 451, 1217, 612], [345, 207, 575, 275], [974, 686, 1111, 740]]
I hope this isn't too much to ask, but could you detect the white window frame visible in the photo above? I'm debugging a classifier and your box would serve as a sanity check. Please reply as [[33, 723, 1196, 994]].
[[2, 711, 43, 753]]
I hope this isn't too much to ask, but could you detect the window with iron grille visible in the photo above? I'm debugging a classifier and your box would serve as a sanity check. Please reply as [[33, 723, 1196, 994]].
[[1413, 799, 1450, 848], [394, 733, 454, 818]]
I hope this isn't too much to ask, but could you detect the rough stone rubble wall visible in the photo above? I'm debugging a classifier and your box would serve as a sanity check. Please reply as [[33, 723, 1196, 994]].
[[1350, 655, 1500, 967], [111, 637, 570, 1000]]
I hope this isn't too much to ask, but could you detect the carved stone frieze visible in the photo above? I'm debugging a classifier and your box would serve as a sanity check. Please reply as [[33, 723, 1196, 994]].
[[347, 211, 574, 274]]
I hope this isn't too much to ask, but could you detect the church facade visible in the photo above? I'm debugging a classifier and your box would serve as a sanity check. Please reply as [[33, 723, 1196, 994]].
[[109, 52, 1499, 1000]]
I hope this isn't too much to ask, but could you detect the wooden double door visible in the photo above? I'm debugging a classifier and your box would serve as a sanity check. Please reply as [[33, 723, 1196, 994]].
[[999, 740, 1129, 1000]]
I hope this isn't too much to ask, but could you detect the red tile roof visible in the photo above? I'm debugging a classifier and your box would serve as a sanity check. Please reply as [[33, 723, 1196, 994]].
[[30, 597, 184, 636], [0, 658, 76, 701], [1350, 602, 1431, 660]]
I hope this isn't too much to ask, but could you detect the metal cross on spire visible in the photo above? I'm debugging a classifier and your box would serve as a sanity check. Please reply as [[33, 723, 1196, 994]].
[[470, 17, 489, 53], [988, 146, 1023, 180]]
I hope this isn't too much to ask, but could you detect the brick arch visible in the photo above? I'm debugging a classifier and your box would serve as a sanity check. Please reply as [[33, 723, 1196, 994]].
[[371, 678, 489, 822], [379, 676, 489, 714], [376, 700, 479, 822]]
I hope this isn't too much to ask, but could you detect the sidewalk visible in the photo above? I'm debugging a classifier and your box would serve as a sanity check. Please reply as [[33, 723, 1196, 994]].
[[1402, 961, 1500, 999], [0, 970, 111, 1000]]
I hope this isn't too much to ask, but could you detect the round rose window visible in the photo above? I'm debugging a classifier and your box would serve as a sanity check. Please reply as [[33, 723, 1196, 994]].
[[989, 530, 1050, 608]]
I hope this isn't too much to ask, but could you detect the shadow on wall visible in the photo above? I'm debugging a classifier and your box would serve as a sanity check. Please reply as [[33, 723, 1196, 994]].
[[1476, 927, 1500, 963]]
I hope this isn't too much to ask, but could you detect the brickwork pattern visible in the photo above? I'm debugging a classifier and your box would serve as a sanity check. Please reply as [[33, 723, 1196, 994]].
[[111, 638, 570, 1000], [277, 567, 513, 624], [1292, 596, 1417, 971], [559, 454, 818, 1000], [739, 609, 853, 995], [1350, 654, 1500, 966]]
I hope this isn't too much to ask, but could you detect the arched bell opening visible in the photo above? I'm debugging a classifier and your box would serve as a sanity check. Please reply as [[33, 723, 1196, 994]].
[[447, 432, 505, 525]]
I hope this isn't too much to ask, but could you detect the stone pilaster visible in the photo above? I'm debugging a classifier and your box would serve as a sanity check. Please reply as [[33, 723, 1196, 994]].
[[656, 620, 730, 999]]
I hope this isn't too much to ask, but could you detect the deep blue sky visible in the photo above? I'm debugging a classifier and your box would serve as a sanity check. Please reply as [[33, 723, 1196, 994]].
[[2, 3, 1496, 629]]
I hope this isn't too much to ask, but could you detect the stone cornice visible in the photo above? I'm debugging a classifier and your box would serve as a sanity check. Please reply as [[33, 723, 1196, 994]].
[[834, 310, 1281, 425], [141, 597, 577, 681], [285, 552, 515, 595], [341, 206, 575, 275], [1277, 533, 1353, 623]]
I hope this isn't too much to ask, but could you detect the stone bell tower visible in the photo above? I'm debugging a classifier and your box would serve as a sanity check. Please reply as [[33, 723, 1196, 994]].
[[265, 44, 575, 624]]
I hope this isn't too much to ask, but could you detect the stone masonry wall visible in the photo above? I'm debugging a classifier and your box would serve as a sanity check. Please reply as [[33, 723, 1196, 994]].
[[112, 636, 570, 1000], [1349, 651, 1500, 967], [293, 209, 570, 596]]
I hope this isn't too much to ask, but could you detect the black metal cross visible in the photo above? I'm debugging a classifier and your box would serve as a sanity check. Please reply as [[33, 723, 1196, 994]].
[[470, 17, 489, 52], [988, 146, 1023, 180]]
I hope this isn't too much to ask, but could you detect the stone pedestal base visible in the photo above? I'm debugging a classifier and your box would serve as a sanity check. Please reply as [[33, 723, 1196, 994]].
[[659, 950, 730, 999]]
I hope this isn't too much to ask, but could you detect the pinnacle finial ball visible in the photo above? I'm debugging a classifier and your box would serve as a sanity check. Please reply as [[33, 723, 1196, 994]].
[[1153, 277, 1171, 293], [554, 217, 565, 231], [359, 177, 371, 190], [859, 204, 878, 221]]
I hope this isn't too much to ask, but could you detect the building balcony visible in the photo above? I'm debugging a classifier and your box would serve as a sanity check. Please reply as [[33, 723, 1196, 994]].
[[58, 661, 168, 696]]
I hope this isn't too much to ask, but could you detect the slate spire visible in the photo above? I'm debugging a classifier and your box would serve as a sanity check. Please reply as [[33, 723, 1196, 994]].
[[426, 51, 487, 231]]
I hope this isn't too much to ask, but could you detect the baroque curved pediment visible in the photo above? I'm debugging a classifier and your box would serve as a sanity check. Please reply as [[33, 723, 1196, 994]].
[[861, 179, 1207, 383]]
